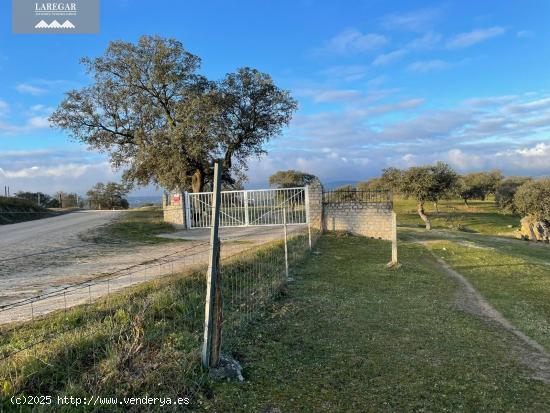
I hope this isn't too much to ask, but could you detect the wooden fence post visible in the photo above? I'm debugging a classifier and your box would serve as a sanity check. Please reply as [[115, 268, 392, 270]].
[[202, 161, 223, 368]]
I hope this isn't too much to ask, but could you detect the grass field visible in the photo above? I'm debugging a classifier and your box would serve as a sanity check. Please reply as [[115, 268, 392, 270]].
[[204, 234, 550, 412], [394, 196, 520, 236], [2, 198, 550, 411], [80, 207, 180, 245]]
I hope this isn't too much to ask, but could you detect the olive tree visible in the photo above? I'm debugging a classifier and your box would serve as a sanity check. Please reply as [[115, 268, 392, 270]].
[[269, 170, 317, 188], [513, 178, 550, 224], [50, 35, 297, 193], [495, 176, 532, 212], [457, 170, 503, 206], [383, 162, 458, 230]]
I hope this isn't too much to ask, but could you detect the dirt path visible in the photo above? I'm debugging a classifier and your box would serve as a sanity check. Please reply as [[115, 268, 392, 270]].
[[414, 236, 550, 383], [0, 214, 304, 324]]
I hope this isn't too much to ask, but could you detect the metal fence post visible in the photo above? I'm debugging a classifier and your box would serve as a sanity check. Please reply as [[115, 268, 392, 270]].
[[184, 191, 192, 229], [243, 190, 249, 226], [202, 161, 223, 368], [283, 206, 290, 280]]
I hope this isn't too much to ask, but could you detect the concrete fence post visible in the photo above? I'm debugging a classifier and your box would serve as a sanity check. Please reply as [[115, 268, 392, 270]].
[[387, 211, 400, 268]]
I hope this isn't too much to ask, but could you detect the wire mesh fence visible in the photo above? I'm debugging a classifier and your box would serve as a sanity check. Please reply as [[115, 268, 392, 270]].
[[0, 217, 320, 405]]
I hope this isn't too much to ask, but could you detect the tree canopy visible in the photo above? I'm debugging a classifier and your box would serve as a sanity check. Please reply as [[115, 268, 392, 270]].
[[513, 178, 550, 224], [457, 170, 503, 205], [50, 35, 297, 193], [269, 170, 317, 188], [87, 182, 130, 210], [382, 162, 458, 230], [495, 176, 532, 213]]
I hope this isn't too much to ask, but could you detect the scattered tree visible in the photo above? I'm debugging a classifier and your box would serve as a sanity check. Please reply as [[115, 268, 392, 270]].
[[50, 35, 297, 194], [495, 176, 532, 212], [269, 170, 317, 188], [15, 191, 55, 208], [457, 170, 503, 205], [383, 162, 458, 230], [513, 178, 550, 225], [87, 182, 130, 210], [357, 177, 387, 191]]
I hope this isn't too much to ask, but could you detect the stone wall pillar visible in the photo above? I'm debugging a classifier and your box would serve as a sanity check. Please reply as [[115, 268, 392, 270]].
[[306, 180, 324, 231], [163, 192, 186, 228]]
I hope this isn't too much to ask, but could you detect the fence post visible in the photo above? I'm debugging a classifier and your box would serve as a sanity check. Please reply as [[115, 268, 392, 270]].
[[304, 186, 312, 250], [202, 161, 223, 368], [243, 190, 249, 226], [283, 206, 290, 280], [184, 192, 192, 229], [387, 211, 399, 268]]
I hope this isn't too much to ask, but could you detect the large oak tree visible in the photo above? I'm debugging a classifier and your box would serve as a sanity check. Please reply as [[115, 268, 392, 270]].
[[50, 35, 297, 193]]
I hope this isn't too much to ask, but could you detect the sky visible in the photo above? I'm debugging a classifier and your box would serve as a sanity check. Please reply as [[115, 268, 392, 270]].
[[1, 0, 550, 195]]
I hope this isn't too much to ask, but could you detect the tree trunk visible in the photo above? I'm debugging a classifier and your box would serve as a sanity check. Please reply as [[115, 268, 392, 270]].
[[418, 202, 432, 230], [463, 198, 468, 207], [433, 202, 439, 214], [192, 169, 204, 193]]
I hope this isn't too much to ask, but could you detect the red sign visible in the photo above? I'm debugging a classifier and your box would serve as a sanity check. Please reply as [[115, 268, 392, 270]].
[[172, 195, 181, 205]]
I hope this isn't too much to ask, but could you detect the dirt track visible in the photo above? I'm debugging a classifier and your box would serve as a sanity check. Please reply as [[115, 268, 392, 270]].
[[0, 212, 303, 323]]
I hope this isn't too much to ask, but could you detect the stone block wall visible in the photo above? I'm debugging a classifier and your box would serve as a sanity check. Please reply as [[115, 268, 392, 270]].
[[306, 182, 394, 240], [162, 193, 186, 228], [323, 204, 393, 240]]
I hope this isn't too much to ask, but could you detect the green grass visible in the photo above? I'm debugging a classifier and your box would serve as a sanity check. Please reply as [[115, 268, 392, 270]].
[[81, 207, 180, 245], [394, 197, 520, 236], [0, 235, 306, 412], [410, 232, 550, 353], [0, 197, 54, 225], [202, 233, 550, 412], [3, 228, 550, 411]]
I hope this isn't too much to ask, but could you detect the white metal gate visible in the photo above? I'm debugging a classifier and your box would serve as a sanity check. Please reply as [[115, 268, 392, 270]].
[[186, 187, 309, 229]]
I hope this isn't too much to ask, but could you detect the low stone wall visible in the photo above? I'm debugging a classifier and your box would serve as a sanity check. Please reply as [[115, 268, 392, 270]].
[[323, 203, 393, 240]]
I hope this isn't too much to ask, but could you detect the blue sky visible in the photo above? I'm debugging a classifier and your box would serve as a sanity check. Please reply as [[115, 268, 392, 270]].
[[1, 0, 550, 195]]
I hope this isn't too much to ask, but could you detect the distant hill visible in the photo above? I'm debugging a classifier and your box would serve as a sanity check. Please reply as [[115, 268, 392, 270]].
[[0, 197, 54, 225]]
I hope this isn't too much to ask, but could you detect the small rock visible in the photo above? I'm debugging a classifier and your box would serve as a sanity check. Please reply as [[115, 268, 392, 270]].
[[210, 354, 244, 382]]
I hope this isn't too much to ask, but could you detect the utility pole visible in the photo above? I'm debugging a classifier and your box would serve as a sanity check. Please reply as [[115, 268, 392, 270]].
[[202, 160, 223, 368]]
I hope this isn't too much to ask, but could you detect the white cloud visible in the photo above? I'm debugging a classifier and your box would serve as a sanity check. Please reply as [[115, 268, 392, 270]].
[[0, 100, 8, 115], [407, 31, 442, 49], [503, 97, 550, 114], [321, 65, 369, 82], [408, 59, 450, 72], [516, 30, 534, 39], [16, 83, 48, 95], [321, 28, 388, 55], [372, 49, 408, 66], [368, 75, 388, 87], [382, 8, 440, 31], [463, 95, 518, 107], [446, 26, 505, 49], [296, 88, 364, 103]]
